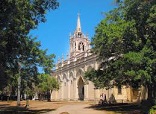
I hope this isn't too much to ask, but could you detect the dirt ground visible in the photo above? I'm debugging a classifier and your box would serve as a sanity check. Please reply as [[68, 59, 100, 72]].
[[0, 100, 141, 114], [0, 100, 64, 110], [0, 100, 93, 114], [47, 103, 116, 114]]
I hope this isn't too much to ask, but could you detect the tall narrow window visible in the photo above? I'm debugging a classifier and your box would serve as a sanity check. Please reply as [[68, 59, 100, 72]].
[[83, 45, 84, 51], [75, 42, 76, 50], [118, 85, 122, 94]]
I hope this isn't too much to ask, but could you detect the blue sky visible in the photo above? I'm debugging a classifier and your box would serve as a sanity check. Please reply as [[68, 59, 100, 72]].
[[30, 0, 116, 63]]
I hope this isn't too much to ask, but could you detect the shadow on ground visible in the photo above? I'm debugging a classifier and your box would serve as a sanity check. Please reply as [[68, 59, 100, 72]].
[[0, 106, 55, 114], [87, 103, 141, 114]]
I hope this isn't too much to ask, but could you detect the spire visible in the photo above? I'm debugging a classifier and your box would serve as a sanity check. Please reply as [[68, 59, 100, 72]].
[[76, 13, 81, 32]]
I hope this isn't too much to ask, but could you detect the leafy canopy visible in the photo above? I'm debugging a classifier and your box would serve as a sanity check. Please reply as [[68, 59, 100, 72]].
[[0, 0, 59, 94], [85, 0, 156, 98], [37, 74, 59, 93]]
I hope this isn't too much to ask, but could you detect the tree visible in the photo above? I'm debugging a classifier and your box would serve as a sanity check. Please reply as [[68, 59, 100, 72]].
[[0, 0, 59, 95], [85, 0, 156, 103], [37, 74, 59, 101]]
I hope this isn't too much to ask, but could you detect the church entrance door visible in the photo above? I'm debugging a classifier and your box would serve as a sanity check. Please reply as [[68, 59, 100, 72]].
[[77, 77, 84, 100]]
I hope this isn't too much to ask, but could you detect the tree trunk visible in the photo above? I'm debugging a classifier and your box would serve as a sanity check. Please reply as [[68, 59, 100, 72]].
[[153, 83, 156, 97], [147, 84, 153, 100], [47, 90, 51, 102]]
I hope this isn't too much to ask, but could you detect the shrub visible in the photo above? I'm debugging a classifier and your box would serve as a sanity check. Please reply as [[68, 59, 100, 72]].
[[149, 105, 156, 114]]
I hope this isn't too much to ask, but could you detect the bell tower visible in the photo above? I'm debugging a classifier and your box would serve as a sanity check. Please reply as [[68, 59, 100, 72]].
[[69, 14, 90, 57]]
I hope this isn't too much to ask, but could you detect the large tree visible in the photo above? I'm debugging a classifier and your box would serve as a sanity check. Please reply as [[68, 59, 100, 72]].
[[85, 0, 156, 102], [0, 0, 59, 94]]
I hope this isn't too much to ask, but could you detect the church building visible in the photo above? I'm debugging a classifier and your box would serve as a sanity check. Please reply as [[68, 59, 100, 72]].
[[51, 14, 148, 103]]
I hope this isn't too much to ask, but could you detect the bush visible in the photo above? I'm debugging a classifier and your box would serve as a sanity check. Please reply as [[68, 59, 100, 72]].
[[149, 105, 156, 114], [141, 100, 153, 114], [152, 99, 156, 105], [0, 95, 9, 101]]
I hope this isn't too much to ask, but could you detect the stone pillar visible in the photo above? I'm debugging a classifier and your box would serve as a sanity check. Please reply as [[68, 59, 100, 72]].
[[84, 84, 89, 100], [140, 85, 148, 100], [95, 62, 99, 70], [73, 78, 78, 100], [67, 80, 70, 100], [52, 90, 57, 101], [96, 89, 100, 99], [94, 88, 99, 104], [60, 82, 64, 100], [126, 86, 132, 102]]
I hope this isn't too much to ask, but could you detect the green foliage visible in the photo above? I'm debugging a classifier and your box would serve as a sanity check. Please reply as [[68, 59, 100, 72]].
[[149, 105, 156, 114], [0, 0, 59, 94], [37, 74, 59, 93], [85, 69, 108, 88], [85, 0, 156, 101]]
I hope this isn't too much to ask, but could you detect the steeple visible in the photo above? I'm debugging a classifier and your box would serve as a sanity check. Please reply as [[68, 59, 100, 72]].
[[69, 14, 90, 57], [76, 13, 81, 32]]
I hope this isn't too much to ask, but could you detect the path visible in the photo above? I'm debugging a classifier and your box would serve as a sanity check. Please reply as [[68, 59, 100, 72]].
[[45, 103, 114, 114]]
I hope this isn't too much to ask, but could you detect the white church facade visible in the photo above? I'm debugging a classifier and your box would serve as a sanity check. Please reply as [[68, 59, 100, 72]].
[[51, 15, 148, 103]]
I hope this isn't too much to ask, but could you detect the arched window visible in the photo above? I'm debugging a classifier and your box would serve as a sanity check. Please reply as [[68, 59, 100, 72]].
[[78, 32, 82, 37], [78, 42, 84, 51]]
